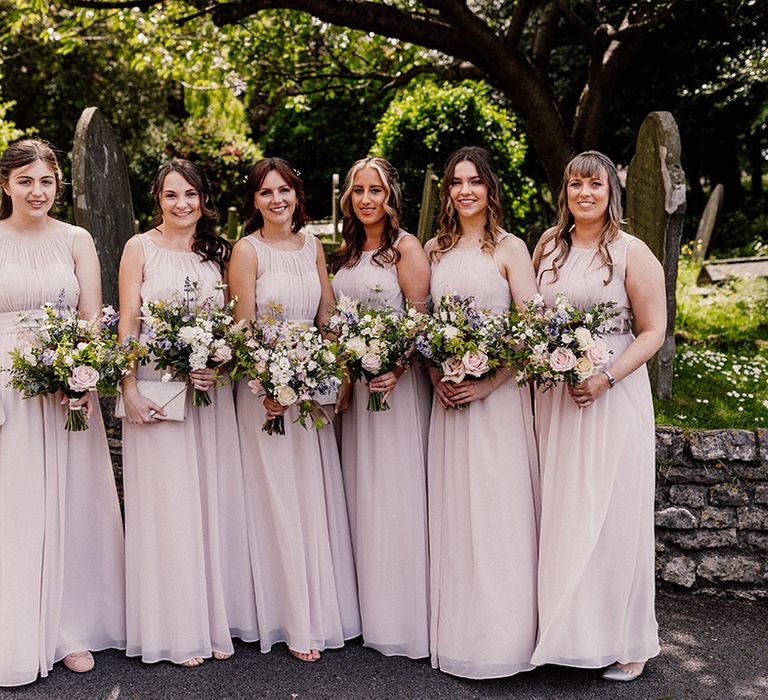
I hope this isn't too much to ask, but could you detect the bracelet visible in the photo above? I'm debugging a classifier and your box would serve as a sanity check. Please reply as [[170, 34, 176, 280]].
[[601, 369, 616, 388]]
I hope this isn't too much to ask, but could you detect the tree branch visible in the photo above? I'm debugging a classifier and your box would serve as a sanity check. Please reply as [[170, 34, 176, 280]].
[[506, 0, 539, 45], [63, 0, 163, 10], [556, 0, 594, 47], [532, 0, 560, 77]]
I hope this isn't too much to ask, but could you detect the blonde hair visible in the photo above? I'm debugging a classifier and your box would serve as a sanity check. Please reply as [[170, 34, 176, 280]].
[[334, 156, 402, 270], [430, 146, 503, 262], [538, 150, 623, 286]]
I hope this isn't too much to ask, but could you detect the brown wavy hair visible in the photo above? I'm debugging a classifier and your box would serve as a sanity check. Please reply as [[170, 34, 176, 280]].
[[0, 139, 63, 220], [537, 150, 623, 286], [242, 157, 309, 235], [333, 156, 402, 271], [151, 158, 231, 273], [430, 146, 503, 262]]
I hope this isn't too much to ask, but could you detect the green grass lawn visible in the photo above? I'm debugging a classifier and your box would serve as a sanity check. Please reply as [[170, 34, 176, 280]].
[[656, 253, 768, 429]]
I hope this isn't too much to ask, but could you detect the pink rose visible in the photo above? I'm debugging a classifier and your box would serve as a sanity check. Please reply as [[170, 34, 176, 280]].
[[68, 365, 100, 392], [248, 378, 264, 394], [462, 350, 490, 377], [361, 352, 382, 374], [549, 347, 577, 373], [440, 355, 466, 383], [586, 339, 610, 368]]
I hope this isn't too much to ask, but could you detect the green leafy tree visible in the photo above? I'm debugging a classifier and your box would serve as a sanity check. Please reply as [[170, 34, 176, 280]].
[[374, 80, 536, 237]]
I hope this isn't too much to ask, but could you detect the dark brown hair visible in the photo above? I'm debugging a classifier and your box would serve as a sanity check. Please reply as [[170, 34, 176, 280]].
[[0, 139, 63, 220], [430, 146, 503, 262], [537, 150, 622, 286], [151, 158, 231, 273], [242, 157, 309, 235], [333, 156, 402, 271]]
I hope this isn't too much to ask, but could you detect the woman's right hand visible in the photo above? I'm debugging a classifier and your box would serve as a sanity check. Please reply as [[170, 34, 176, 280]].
[[122, 383, 167, 424], [428, 367, 460, 409], [264, 396, 288, 419]]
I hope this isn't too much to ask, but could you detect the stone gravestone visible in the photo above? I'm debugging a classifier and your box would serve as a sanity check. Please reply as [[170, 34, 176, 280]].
[[626, 111, 686, 400], [692, 183, 724, 263], [72, 107, 135, 308]]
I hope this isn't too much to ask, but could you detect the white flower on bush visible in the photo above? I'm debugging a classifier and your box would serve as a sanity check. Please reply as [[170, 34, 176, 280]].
[[549, 347, 577, 373], [461, 349, 490, 377], [440, 355, 466, 383], [276, 385, 298, 406], [68, 365, 100, 392], [574, 326, 595, 351], [361, 352, 382, 373]]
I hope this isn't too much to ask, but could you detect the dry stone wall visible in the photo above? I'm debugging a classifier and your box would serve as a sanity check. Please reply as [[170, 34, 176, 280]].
[[655, 427, 768, 599]]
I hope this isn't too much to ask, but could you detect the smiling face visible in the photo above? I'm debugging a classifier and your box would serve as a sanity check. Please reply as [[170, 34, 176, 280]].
[[351, 166, 388, 229], [253, 169, 297, 229], [566, 167, 610, 226], [157, 170, 202, 229], [2, 159, 58, 220], [448, 160, 488, 223]]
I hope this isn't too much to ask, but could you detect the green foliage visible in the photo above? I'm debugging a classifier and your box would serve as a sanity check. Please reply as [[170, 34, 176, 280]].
[[675, 252, 768, 349], [373, 80, 536, 236], [260, 90, 392, 219], [0, 92, 25, 153]]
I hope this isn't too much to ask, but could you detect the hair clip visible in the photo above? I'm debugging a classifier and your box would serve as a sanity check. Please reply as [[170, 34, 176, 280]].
[[293, 168, 302, 178]]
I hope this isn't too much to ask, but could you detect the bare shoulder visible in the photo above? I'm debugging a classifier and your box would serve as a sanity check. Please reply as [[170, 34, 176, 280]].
[[423, 236, 437, 256], [232, 236, 257, 259], [312, 234, 327, 259], [626, 234, 662, 271], [497, 232, 530, 256]]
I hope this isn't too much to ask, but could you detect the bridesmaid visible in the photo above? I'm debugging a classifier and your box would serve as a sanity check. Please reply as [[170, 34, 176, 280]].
[[531, 151, 665, 681], [331, 156, 431, 659], [425, 146, 539, 679], [229, 157, 360, 662], [0, 139, 125, 685], [118, 158, 258, 667]]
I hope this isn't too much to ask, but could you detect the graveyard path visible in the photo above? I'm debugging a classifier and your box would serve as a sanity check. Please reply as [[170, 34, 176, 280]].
[[1, 591, 765, 699]]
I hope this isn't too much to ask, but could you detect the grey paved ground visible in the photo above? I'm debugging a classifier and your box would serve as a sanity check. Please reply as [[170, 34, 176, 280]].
[[1, 591, 766, 699]]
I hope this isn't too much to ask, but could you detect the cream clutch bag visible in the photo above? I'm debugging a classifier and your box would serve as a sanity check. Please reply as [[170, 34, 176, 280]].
[[115, 380, 188, 421]]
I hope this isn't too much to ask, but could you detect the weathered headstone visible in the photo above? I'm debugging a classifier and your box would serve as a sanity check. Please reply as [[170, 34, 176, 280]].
[[626, 111, 686, 401], [692, 183, 724, 263], [71, 107, 135, 308], [417, 167, 439, 244], [697, 256, 768, 285]]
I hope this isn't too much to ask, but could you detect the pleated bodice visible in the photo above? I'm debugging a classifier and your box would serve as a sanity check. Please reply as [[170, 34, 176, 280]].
[[331, 233, 408, 312], [0, 227, 78, 317], [244, 233, 320, 324], [138, 233, 223, 306], [430, 234, 512, 314]]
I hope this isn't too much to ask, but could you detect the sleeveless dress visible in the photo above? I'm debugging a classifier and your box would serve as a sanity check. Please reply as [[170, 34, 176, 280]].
[[331, 233, 430, 658], [531, 232, 660, 667], [0, 225, 125, 687], [122, 233, 258, 664], [236, 232, 361, 654], [428, 234, 539, 679]]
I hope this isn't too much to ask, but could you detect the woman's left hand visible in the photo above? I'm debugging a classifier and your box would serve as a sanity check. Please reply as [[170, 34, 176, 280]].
[[568, 372, 611, 409], [447, 377, 495, 405], [189, 368, 217, 391], [63, 392, 93, 419], [368, 369, 401, 402]]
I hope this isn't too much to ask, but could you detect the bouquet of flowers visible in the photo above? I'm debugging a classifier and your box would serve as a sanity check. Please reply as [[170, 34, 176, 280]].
[[141, 278, 235, 407], [415, 292, 512, 408], [511, 292, 618, 390], [8, 293, 144, 431], [229, 309, 344, 435], [326, 295, 422, 411]]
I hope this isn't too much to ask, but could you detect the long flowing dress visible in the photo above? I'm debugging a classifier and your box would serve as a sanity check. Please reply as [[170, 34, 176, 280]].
[[236, 232, 361, 654], [122, 233, 258, 664], [531, 232, 660, 667], [428, 233, 539, 679], [0, 225, 125, 687], [331, 233, 430, 658]]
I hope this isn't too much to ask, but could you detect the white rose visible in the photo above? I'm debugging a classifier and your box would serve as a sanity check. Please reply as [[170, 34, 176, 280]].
[[586, 339, 610, 368], [462, 350, 490, 377], [178, 326, 199, 345], [276, 385, 298, 406], [346, 336, 368, 358], [361, 352, 382, 373], [574, 355, 595, 380], [440, 355, 466, 383], [574, 327, 595, 351], [68, 365, 100, 392]]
